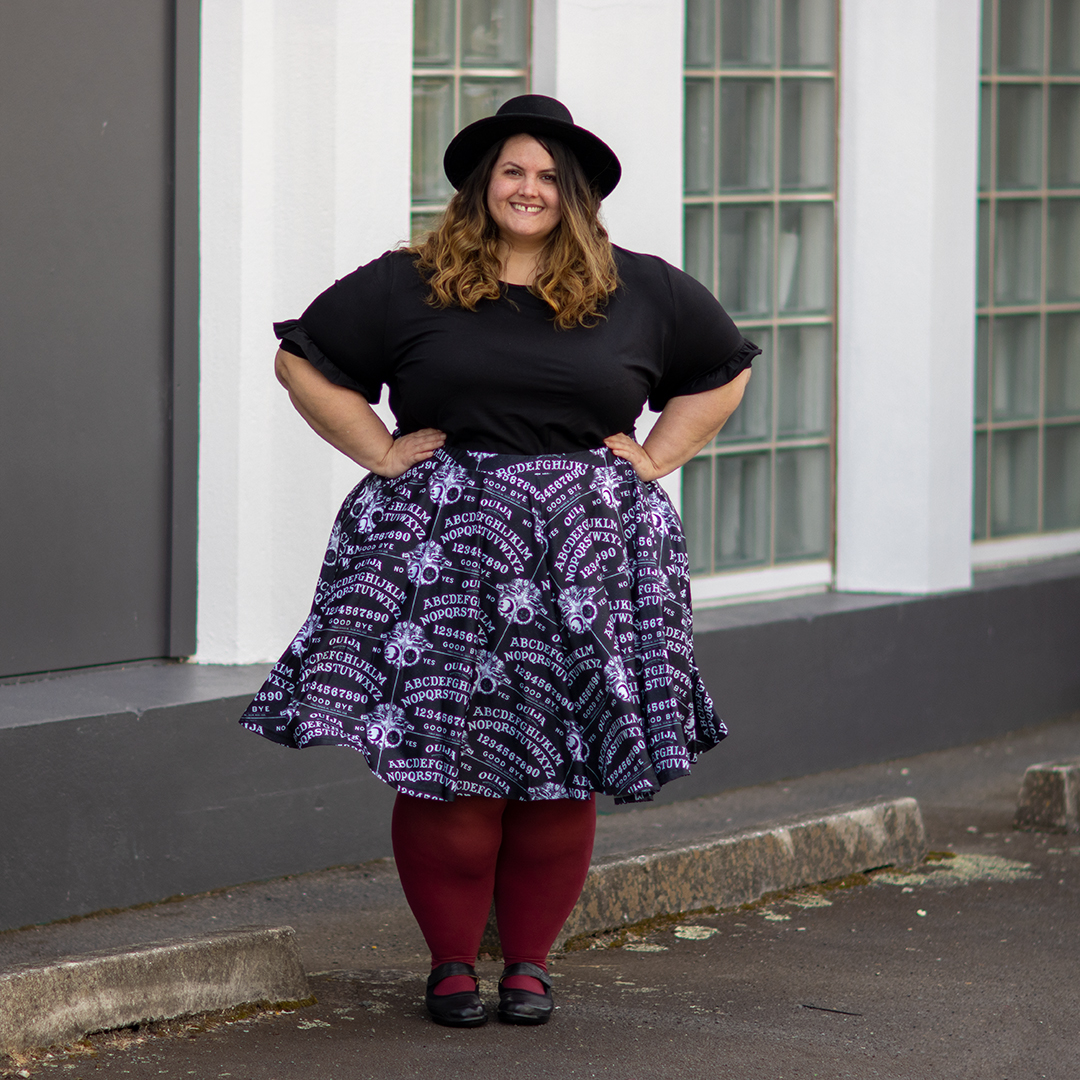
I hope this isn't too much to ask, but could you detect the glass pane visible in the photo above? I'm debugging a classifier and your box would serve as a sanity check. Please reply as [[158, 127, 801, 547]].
[[978, 200, 991, 308], [461, 0, 529, 66], [976, 317, 990, 423], [780, 79, 834, 191], [979, 84, 993, 192], [460, 76, 527, 128], [720, 79, 774, 192], [1049, 86, 1080, 187], [1044, 423, 1080, 527], [996, 85, 1043, 190], [682, 456, 713, 574], [714, 452, 770, 567], [982, 2, 994, 74], [781, 0, 835, 68], [974, 432, 989, 539], [990, 427, 1040, 534], [410, 211, 443, 245], [777, 325, 831, 436], [717, 328, 772, 441], [721, 0, 775, 66], [686, 0, 717, 68], [685, 79, 715, 195], [778, 201, 833, 314], [1050, 0, 1080, 72], [775, 446, 830, 559], [998, 0, 1046, 74], [719, 203, 773, 317], [684, 203, 715, 293], [414, 0, 454, 65], [412, 78, 454, 201], [1046, 312, 1080, 415], [992, 314, 1041, 420], [1047, 198, 1080, 301], [994, 200, 1042, 304]]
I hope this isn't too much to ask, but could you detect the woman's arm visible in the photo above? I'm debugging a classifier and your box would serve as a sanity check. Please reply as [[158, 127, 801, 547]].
[[275, 348, 445, 478], [603, 367, 751, 481]]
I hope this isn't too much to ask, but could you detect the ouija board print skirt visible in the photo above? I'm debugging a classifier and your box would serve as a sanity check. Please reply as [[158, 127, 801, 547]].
[[240, 447, 726, 804]]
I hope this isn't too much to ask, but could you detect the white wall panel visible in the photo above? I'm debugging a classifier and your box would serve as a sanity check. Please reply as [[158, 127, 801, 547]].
[[197, 0, 412, 663], [835, 0, 981, 594], [541, 0, 684, 266]]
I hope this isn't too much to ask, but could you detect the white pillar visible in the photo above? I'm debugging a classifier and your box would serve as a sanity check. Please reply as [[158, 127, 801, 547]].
[[535, 0, 685, 267], [533, 0, 685, 509], [835, 0, 981, 594], [197, 1, 412, 663]]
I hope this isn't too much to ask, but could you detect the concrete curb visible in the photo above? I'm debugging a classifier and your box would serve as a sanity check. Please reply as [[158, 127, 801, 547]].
[[548, 797, 925, 948], [1014, 759, 1080, 833], [0, 926, 310, 1056]]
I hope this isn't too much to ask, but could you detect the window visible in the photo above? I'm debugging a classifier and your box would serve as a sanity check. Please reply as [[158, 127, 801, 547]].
[[412, 0, 531, 239], [681, 0, 837, 576], [975, 0, 1080, 538]]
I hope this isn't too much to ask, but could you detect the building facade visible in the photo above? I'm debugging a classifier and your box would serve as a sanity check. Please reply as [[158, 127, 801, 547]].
[[2, 0, 1079, 930]]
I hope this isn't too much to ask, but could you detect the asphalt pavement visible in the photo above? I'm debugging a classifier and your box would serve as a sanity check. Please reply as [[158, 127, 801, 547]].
[[2, 714, 1079, 1080]]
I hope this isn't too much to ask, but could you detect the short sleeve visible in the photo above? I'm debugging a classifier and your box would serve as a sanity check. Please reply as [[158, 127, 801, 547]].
[[648, 263, 761, 412], [273, 251, 398, 403]]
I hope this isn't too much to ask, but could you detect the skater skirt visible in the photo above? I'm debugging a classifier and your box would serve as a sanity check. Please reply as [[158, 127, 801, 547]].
[[240, 446, 726, 804]]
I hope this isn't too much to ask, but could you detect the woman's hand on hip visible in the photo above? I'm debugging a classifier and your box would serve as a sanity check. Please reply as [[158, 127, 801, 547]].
[[370, 428, 447, 478], [604, 433, 664, 482]]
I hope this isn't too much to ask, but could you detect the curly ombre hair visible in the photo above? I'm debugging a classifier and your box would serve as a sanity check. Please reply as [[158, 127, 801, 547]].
[[409, 136, 619, 330]]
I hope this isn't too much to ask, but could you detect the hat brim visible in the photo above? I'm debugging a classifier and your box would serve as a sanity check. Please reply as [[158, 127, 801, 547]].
[[443, 114, 622, 198]]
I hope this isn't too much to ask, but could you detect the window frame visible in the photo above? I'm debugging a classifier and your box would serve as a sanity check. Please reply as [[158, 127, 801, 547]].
[[680, 0, 841, 590], [411, 0, 533, 236], [974, 0, 1080, 541]]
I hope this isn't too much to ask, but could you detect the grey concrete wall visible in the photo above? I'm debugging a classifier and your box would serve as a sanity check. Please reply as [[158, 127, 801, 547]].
[[0, 1, 200, 677], [654, 552, 1080, 806], [2, 554, 1078, 931], [0, 664, 394, 931]]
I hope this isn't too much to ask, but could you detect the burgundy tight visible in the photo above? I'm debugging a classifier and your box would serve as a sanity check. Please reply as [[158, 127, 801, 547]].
[[391, 793, 597, 996]]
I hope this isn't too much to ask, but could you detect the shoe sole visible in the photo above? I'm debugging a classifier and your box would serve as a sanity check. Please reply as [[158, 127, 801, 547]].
[[496, 1009, 551, 1025]]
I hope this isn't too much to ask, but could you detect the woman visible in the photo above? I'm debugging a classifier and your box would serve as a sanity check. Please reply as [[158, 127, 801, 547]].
[[241, 96, 755, 1028]]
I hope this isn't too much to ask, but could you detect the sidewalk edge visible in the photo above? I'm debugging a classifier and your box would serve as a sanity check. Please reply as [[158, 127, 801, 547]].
[[0, 925, 310, 1056]]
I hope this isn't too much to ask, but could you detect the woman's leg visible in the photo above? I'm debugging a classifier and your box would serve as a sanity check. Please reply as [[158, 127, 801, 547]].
[[391, 792, 506, 995], [494, 795, 597, 993]]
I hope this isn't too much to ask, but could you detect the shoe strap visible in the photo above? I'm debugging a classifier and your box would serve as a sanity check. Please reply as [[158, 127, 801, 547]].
[[427, 961, 479, 991], [499, 961, 552, 989]]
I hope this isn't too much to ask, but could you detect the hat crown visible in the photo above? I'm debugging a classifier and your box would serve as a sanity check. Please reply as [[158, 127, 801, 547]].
[[443, 94, 620, 197], [495, 95, 573, 125]]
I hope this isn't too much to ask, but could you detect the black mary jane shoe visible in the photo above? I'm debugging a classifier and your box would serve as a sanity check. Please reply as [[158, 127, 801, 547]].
[[425, 962, 487, 1027], [497, 962, 554, 1025]]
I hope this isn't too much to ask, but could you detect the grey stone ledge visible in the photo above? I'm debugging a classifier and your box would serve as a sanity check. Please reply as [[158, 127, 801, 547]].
[[1014, 759, 1080, 833], [554, 797, 926, 947], [0, 925, 309, 1055]]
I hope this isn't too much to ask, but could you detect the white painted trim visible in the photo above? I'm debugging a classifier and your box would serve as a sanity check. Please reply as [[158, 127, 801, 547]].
[[195, 2, 413, 664], [552, 0, 684, 264], [971, 530, 1080, 570], [690, 561, 834, 608], [834, 0, 981, 594]]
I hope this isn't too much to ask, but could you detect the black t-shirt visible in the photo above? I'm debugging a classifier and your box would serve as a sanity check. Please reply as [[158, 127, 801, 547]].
[[275, 245, 758, 454]]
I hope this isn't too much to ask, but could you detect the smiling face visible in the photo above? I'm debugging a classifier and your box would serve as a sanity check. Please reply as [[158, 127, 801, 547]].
[[486, 134, 562, 250]]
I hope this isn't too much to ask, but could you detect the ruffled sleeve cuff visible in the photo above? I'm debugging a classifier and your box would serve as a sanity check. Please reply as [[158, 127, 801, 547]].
[[273, 319, 382, 403], [648, 337, 761, 413]]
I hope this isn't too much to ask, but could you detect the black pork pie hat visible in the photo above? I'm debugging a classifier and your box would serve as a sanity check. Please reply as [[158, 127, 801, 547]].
[[443, 94, 622, 198]]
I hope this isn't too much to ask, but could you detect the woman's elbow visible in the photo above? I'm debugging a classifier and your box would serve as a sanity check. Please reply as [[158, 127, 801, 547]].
[[274, 348, 295, 390]]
